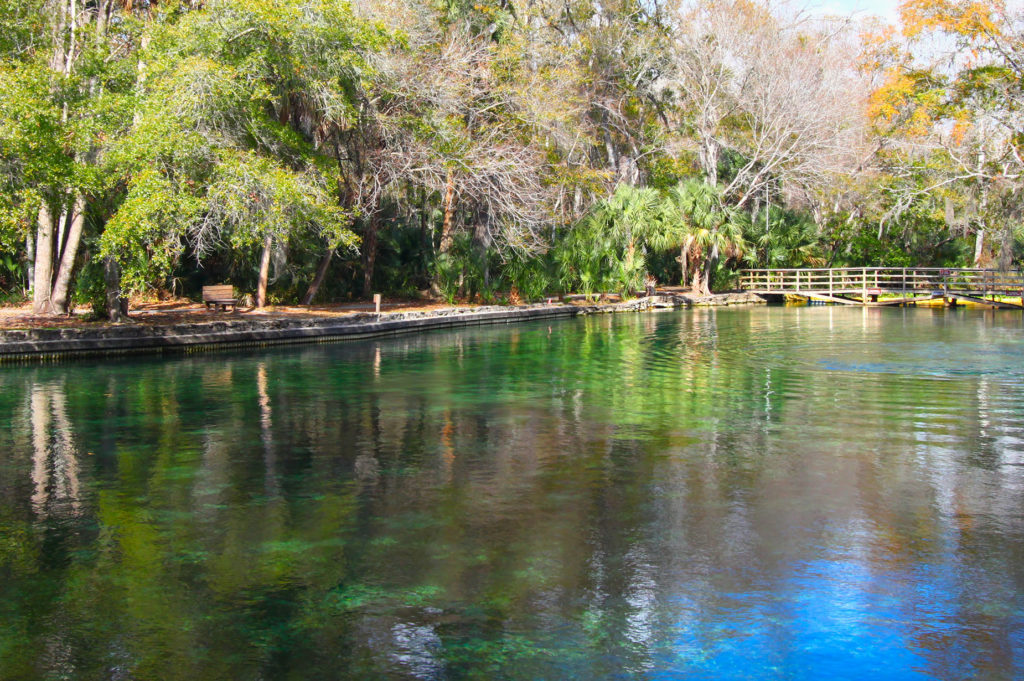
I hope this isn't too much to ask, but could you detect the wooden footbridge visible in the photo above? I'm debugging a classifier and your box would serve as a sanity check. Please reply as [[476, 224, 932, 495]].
[[739, 268, 1024, 309]]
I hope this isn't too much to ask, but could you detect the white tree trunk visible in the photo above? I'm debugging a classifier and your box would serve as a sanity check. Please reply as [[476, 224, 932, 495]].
[[33, 205, 54, 314], [256, 234, 273, 307], [50, 195, 86, 315], [699, 133, 718, 187], [25, 232, 34, 295], [439, 171, 456, 255]]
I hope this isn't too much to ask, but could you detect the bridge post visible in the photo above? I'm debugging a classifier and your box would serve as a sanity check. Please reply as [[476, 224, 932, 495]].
[[862, 268, 867, 305], [829, 269, 833, 297]]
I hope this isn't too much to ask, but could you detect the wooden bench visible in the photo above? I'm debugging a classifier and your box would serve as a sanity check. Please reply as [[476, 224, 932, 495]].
[[202, 284, 240, 311]]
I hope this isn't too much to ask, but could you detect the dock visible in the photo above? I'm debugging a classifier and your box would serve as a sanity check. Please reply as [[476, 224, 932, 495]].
[[739, 267, 1024, 309]]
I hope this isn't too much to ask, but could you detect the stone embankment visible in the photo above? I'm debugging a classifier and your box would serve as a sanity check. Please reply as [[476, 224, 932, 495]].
[[0, 291, 765, 362]]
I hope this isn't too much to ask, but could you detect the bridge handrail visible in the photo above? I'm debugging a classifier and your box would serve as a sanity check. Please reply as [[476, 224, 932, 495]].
[[738, 267, 1024, 295], [739, 267, 1017, 273]]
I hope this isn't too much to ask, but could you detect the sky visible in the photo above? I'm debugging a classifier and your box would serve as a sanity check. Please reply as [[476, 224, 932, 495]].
[[814, 0, 901, 23]]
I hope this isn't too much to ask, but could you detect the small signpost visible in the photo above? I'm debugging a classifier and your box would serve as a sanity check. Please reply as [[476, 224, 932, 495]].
[[374, 293, 382, 315]]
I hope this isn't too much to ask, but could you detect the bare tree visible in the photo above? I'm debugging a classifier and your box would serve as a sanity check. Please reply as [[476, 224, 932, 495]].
[[667, 0, 871, 207]]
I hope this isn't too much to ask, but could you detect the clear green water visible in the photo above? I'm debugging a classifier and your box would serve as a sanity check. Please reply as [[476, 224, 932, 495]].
[[2, 306, 1023, 680]]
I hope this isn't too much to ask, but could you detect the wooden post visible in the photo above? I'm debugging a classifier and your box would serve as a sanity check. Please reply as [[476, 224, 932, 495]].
[[829, 269, 833, 297], [374, 293, 381, 315], [862, 268, 867, 305]]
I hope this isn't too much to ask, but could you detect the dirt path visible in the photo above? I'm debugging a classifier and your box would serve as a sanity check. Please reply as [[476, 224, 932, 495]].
[[0, 298, 472, 330]]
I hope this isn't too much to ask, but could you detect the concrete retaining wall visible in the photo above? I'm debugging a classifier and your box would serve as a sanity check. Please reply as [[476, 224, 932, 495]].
[[0, 292, 766, 363]]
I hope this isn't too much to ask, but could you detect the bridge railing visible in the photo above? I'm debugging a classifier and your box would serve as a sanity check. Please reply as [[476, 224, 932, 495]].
[[739, 267, 1024, 297]]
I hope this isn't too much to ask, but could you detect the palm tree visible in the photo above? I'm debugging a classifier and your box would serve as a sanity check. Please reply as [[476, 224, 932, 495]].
[[751, 205, 823, 269], [558, 184, 665, 297], [595, 183, 663, 271], [655, 180, 747, 295]]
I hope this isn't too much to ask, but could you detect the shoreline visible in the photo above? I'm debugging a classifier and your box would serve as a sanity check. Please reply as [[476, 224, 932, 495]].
[[0, 292, 765, 363]]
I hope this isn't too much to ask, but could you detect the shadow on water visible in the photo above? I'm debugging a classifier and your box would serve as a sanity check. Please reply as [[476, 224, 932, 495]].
[[0, 306, 1023, 679]]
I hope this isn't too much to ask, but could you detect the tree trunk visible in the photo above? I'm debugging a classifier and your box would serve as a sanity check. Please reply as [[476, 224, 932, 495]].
[[680, 246, 688, 288], [256, 234, 272, 307], [49, 195, 86, 315], [103, 257, 128, 322], [301, 249, 333, 305], [698, 255, 716, 296], [420, 186, 431, 257], [33, 204, 54, 314], [973, 228, 985, 267], [997, 226, 1013, 272], [473, 208, 492, 290], [439, 170, 456, 254], [362, 212, 380, 298], [55, 200, 69, 263], [25, 232, 34, 295], [691, 267, 704, 297], [699, 131, 719, 187]]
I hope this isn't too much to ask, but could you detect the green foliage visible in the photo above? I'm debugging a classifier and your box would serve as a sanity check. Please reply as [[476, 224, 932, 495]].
[[744, 205, 821, 269], [101, 170, 204, 293], [0, 248, 22, 293], [431, 250, 465, 304], [504, 254, 552, 302], [71, 250, 111, 319], [556, 184, 664, 297]]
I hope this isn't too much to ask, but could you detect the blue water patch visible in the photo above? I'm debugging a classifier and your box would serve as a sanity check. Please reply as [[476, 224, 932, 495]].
[[650, 558, 961, 679]]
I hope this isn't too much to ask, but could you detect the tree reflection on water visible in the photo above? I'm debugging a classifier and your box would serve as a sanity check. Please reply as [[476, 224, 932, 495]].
[[0, 306, 1022, 680]]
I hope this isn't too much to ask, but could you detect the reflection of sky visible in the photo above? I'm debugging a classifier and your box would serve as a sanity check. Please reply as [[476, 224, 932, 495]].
[[653, 557, 965, 679]]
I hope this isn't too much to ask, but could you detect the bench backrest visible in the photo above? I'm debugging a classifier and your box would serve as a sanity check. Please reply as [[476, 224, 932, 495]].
[[202, 284, 236, 301]]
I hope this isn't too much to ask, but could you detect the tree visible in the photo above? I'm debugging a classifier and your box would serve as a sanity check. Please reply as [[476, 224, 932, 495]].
[[0, 0, 133, 315], [556, 184, 664, 296], [864, 0, 1024, 268], [100, 0, 378, 303], [661, 179, 746, 294], [667, 0, 870, 208]]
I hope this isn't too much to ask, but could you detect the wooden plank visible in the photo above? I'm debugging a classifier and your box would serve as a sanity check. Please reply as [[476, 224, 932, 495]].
[[202, 285, 235, 299], [804, 293, 861, 305]]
